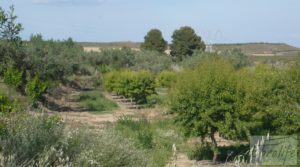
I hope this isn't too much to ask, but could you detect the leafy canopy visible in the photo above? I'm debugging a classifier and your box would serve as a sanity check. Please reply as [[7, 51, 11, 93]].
[[141, 29, 168, 53], [170, 26, 205, 61]]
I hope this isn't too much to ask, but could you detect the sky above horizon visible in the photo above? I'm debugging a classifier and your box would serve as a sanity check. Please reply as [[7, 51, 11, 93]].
[[1, 0, 300, 47]]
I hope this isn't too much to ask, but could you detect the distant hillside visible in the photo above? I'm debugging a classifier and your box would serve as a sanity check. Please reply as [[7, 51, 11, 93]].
[[78, 42, 299, 56], [212, 43, 300, 56], [78, 41, 141, 48]]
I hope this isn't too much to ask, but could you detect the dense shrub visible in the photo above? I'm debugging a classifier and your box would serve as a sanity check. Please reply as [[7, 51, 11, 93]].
[[180, 50, 251, 70], [104, 70, 156, 104], [0, 114, 150, 167], [25, 76, 49, 102], [0, 114, 63, 166], [86, 47, 136, 70], [169, 60, 254, 162], [131, 50, 172, 73], [221, 49, 252, 69], [156, 71, 177, 88], [25, 35, 83, 81], [141, 29, 167, 53], [3, 67, 23, 87], [170, 26, 205, 61], [237, 65, 300, 135], [170, 59, 300, 162], [0, 94, 18, 114]]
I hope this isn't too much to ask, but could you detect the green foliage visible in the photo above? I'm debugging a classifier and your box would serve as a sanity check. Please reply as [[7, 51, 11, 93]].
[[156, 71, 177, 88], [73, 129, 150, 167], [86, 48, 171, 73], [170, 26, 205, 61], [170, 59, 300, 162], [117, 117, 154, 149], [25, 76, 49, 102], [188, 144, 249, 162], [180, 50, 251, 70], [170, 60, 252, 139], [104, 70, 156, 104], [25, 34, 83, 81], [131, 50, 172, 73], [221, 49, 252, 69], [237, 65, 300, 135], [3, 67, 23, 87], [145, 94, 165, 107], [0, 114, 63, 166], [187, 145, 213, 160], [141, 29, 167, 53], [0, 114, 150, 167], [76, 91, 118, 112], [0, 94, 18, 114], [169, 60, 253, 161], [0, 6, 23, 42], [86, 47, 135, 70], [115, 117, 185, 167]]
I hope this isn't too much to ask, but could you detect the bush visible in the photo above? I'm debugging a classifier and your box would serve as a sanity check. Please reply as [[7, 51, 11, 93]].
[[25, 76, 49, 102], [104, 70, 156, 104], [0, 94, 18, 114], [156, 71, 177, 88], [73, 129, 150, 167], [0, 114, 63, 166], [25, 35, 83, 81], [131, 50, 172, 73], [3, 67, 23, 87], [0, 114, 151, 167]]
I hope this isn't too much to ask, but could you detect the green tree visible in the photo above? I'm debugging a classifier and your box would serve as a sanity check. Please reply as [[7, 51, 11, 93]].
[[0, 6, 22, 42], [141, 29, 167, 53], [170, 26, 205, 61], [169, 60, 252, 163]]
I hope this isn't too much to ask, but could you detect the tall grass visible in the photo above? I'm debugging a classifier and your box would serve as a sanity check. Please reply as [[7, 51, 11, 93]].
[[76, 91, 118, 113], [115, 117, 185, 167], [0, 114, 151, 167]]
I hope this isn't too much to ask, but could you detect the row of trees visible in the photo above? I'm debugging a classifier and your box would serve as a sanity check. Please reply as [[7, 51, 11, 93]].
[[0, 6, 87, 104], [141, 27, 206, 61]]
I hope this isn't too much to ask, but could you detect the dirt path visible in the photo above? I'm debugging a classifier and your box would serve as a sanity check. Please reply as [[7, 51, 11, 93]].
[[60, 92, 136, 127], [40, 86, 136, 127]]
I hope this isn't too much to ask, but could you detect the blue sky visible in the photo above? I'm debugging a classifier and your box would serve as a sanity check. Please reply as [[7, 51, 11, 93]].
[[1, 0, 300, 47]]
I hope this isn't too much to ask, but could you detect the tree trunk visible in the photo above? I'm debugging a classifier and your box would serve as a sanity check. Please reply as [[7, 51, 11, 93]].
[[210, 130, 218, 164]]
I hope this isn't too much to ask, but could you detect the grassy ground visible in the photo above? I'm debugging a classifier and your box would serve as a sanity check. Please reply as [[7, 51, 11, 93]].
[[76, 90, 118, 113], [115, 117, 186, 167]]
